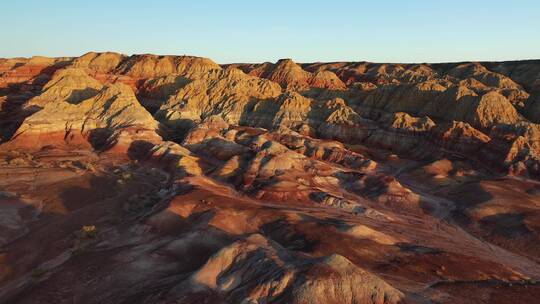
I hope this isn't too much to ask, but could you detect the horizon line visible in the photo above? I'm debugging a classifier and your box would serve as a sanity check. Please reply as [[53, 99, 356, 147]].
[[2, 51, 540, 66]]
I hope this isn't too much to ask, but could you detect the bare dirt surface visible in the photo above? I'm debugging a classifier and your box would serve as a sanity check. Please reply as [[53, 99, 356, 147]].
[[0, 53, 539, 303]]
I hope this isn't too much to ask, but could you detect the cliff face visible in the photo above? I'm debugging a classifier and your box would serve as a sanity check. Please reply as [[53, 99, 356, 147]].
[[1, 53, 540, 304]]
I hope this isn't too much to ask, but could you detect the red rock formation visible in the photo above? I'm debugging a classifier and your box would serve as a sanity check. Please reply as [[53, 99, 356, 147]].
[[233, 58, 346, 90], [1, 53, 540, 304]]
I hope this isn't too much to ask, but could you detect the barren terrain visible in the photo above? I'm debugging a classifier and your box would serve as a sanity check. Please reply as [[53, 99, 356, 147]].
[[0, 53, 540, 303]]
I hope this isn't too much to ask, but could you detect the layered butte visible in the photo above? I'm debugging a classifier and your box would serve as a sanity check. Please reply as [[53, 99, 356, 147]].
[[0, 53, 540, 303]]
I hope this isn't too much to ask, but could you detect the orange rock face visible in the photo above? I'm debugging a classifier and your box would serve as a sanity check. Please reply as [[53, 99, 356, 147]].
[[1, 53, 540, 304]]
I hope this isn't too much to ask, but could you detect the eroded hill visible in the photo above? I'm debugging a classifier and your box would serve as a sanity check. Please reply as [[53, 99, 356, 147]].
[[1, 53, 540, 303]]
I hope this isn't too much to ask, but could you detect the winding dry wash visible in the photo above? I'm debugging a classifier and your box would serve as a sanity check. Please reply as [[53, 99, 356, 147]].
[[1, 52, 540, 303]]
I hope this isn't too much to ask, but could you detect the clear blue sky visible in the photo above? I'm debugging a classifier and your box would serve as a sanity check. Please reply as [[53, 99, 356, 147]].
[[2, 0, 539, 63]]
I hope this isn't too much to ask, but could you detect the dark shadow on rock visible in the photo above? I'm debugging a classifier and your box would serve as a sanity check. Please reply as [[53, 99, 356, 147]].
[[159, 118, 197, 144], [443, 181, 494, 225], [0, 85, 40, 143], [297, 213, 350, 228], [65, 88, 100, 104], [333, 171, 389, 200], [0, 169, 119, 302], [137, 75, 192, 116], [525, 184, 540, 195], [238, 97, 280, 130], [261, 219, 319, 252], [300, 87, 352, 100], [396, 242, 443, 255], [59, 175, 116, 212], [88, 128, 116, 152], [127, 140, 156, 160], [480, 212, 532, 238], [116, 226, 234, 304]]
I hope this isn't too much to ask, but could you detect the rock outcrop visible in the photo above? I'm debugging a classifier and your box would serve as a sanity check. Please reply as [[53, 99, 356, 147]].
[[9, 82, 161, 152], [24, 68, 103, 110], [234, 58, 346, 90], [172, 234, 403, 304], [2, 52, 540, 304], [70, 51, 125, 74], [116, 54, 221, 79], [156, 68, 282, 128]]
